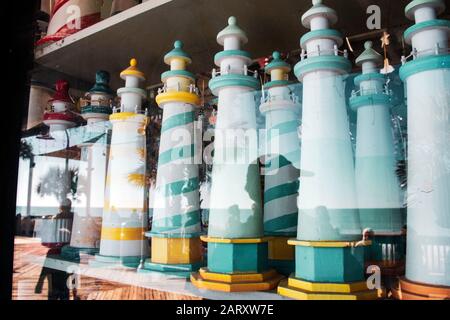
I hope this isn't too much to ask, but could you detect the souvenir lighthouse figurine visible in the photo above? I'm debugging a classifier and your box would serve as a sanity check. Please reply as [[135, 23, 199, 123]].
[[350, 42, 404, 280], [61, 71, 114, 261], [260, 51, 301, 276], [43, 79, 77, 133], [278, 0, 377, 300], [37, 0, 103, 47], [398, 0, 450, 299], [92, 59, 149, 268], [191, 17, 283, 292], [142, 41, 203, 276]]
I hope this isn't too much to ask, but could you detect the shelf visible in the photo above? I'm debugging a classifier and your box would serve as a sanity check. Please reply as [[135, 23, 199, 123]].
[[23, 252, 287, 301], [34, 0, 411, 90]]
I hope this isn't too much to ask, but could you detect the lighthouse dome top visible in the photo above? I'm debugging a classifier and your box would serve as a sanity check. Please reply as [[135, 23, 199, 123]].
[[120, 58, 146, 81], [405, 0, 445, 20], [301, 0, 338, 29], [88, 70, 113, 95], [265, 51, 291, 74], [217, 16, 248, 46], [49, 79, 71, 103], [164, 40, 192, 65], [355, 41, 383, 66]]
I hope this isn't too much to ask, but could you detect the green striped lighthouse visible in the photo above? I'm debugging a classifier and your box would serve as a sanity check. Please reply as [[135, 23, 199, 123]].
[[142, 41, 203, 276], [260, 51, 301, 276]]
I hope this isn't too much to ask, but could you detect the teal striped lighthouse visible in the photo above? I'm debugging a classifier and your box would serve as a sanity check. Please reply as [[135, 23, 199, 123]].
[[398, 0, 450, 300], [191, 17, 283, 292], [142, 41, 203, 276], [350, 41, 405, 280], [260, 51, 301, 276], [278, 0, 378, 300]]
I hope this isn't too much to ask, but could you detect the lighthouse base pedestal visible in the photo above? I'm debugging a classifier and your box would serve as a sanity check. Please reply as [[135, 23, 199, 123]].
[[191, 236, 283, 292], [191, 268, 284, 292], [138, 259, 203, 278], [394, 277, 450, 300], [60, 245, 99, 262], [278, 276, 378, 300], [279, 240, 378, 300], [89, 254, 143, 269], [140, 235, 204, 277], [268, 236, 295, 276]]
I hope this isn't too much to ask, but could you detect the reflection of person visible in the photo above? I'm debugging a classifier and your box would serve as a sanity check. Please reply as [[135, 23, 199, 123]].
[[35, 252, 71, 300], [57, 199, 73, 219], [22, 216, 35, 237], [15, 213, 22, 235]]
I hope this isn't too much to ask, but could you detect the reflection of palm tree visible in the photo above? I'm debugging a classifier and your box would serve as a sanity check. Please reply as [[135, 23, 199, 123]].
[[127, 147, 149, 188], [36, 166, 80, 205]]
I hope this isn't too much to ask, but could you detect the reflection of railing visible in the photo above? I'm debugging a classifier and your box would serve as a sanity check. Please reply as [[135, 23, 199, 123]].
[[300, 44, 348, 61], [45, 104, 82, 118], [112, 106, 148, 115], [401, 44, 450, 64], [418, 241, 450, 277], [351, 87, 393, 98], [80, 97, 114, 108], [157, 83, 199, 95], [211, 65, 259, 78], [261, 92, 300, 104]]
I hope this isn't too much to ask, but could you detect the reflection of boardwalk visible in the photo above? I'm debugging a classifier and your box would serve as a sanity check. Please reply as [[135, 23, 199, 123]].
[[13, 237, 201, 300]]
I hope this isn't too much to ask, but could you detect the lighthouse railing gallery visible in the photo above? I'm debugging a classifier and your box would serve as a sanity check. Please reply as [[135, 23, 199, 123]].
[[300, 44, 349, 60], [401, 43, 450, 62]]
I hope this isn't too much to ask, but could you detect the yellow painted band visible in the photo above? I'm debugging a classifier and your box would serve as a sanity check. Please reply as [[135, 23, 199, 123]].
[[288, 277, 369, 293], [110, 112, 143, 121], [270, 69, 286, 81], [277, 284, 378, 300], [101, 227, 145, 241], [120, 70, 145, 79], [156, 91, 200, 106], [287, 239, 372, 248], [190, 272, 283, 292], [200, 236, 272, 244], [151, 237, 202, 264], [198, 268, 278, 283]]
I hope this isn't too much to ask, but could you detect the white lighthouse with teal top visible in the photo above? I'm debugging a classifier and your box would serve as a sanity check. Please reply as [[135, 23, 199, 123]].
[[350, 42, 405, 278], [260, 51, 301, 276], [92, 59, 149, 268], [142, 41, 203, 276], [278, 0, 377, 300], [61, 71, 114, 261], [191, 17, 283, 292], [398, 0, 450, 299]]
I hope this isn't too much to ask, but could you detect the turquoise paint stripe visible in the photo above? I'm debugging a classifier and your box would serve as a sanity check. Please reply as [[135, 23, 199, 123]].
[[163, 177, 199, 197], [300, 29, 342, 49], [264, 150, 300, 173], [264, 212, 298, 231], [404, 19, 450, 43], [161, 111, 194, 133], [161, 70, 195, 81], [264, 180, 299, 204], [399, 54, 450, 81], [267, 120, 299, 140], [151, 210, 201, 232], [158, 144, 195, 166]]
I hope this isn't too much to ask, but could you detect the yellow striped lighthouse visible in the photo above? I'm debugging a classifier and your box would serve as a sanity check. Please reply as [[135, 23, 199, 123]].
[[92, 59, 149, 268]]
